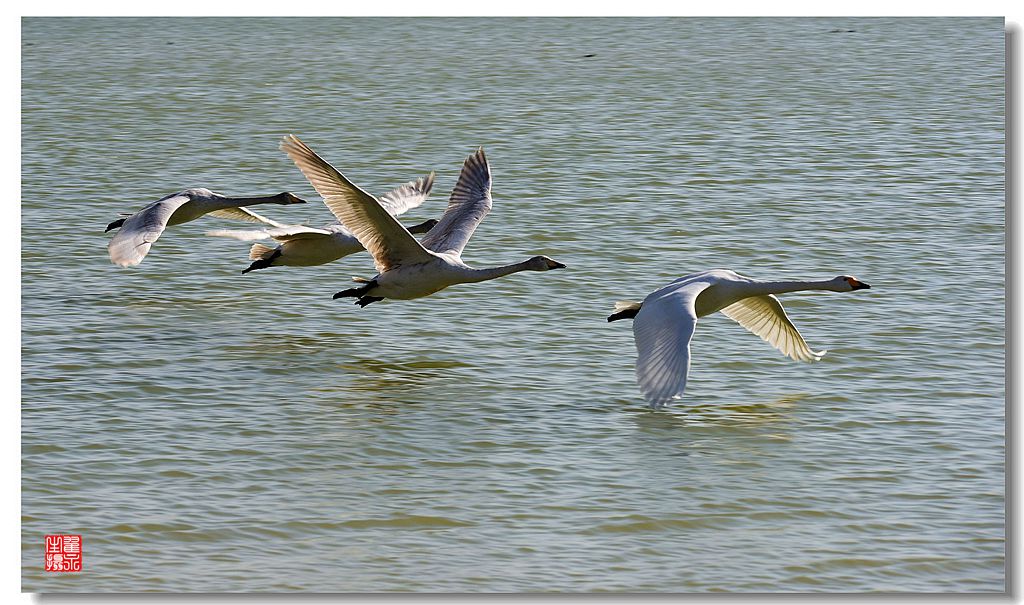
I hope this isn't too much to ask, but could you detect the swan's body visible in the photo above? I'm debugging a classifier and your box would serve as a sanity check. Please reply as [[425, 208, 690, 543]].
[[204, 175, 439, 273], [105, 188, 305, 267], [279, 135, 565, 307], [608, 269, 871, 409]]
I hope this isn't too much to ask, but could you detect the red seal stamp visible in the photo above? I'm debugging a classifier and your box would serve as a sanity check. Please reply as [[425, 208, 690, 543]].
[[44, 535, 82, 572]]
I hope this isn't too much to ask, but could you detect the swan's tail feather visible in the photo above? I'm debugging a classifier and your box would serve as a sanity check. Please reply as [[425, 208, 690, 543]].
[[351, 276, 373, 283], [249, 243, 277, 260], [608, 300, 643, 322]]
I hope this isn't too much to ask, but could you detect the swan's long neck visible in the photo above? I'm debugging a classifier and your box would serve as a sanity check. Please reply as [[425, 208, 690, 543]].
[[210, 195, 285, 210], [744, 279, 843, 296], [461, 260, 537, 283]]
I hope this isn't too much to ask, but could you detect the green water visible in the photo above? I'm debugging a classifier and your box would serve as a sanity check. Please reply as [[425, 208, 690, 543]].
[[22, 17, 1004, 592]]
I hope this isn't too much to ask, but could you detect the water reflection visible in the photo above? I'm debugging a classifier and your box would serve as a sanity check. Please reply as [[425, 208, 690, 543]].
[[340, 357, 472, 394], [632, 393, 808, 431], [682, 393, 808, 426]]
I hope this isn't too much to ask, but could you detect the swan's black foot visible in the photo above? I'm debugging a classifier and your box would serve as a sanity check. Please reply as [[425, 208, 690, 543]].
[[356, 296, 384, 307], [333, 279, 378, 300], [241, 259, 270, 274], [241, 249, 281, 274], [333, 287, 363, 299]]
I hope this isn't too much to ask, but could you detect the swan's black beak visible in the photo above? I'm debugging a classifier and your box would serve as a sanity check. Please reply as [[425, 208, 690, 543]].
[[851, 279, 871, 290], [551, 261, 567, 269]]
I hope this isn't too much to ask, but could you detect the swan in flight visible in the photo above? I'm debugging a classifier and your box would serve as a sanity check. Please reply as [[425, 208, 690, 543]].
[[205, 174, 439, 273], [105, 188, 306, 267], [279, 135, 565, 307], [607, 269, 871, 409]]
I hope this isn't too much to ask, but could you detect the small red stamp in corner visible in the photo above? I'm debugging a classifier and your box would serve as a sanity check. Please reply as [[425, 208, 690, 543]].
[[44, 535, 82, 572]]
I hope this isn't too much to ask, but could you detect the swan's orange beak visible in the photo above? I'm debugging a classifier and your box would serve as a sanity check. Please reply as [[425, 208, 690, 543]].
[[848, 278, 871, 290]]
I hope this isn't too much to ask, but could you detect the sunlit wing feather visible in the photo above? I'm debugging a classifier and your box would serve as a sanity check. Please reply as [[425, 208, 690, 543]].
[[107, 194, 192, 267], [279, 135, 432, 273], [266, 225, 335, 240], [206, 206, 288, 227], [719, 295, 826, 362], [418, 148, 492, 256], [377, 172, 435, 216]]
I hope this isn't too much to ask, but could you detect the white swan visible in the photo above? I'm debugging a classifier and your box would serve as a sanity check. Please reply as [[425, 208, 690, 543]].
[[607, 269, 871, 409], [204, 174, 439, 273], [279, 134, 566, 307], [105, 188, 305, 267]]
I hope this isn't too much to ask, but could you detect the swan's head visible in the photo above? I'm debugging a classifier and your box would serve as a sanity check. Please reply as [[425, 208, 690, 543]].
[[527, 256, 567, 271], [835, 275, 871, 291], [274, 192, 307, 205]]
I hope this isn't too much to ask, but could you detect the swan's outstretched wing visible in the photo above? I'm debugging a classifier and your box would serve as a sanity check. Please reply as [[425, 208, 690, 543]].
[[418, 148, 491, 256], [269, 225, 336, 241], [632, 281, 713, 409], [720, 295, 826, 362], [206, 224, 334, 242], [206, 207, 288, 227], [377, 173, 435, 216], [107, 194, 192, 267], [279, 135, 433, 273]]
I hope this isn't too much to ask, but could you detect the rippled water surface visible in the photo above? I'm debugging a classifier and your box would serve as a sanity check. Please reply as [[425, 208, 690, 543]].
[[21, 17, 1004, 592]]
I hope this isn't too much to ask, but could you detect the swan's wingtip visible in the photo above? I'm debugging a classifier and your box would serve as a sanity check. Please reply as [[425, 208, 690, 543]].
[[279, 133, 301, 150], [809, 349, 827, 362], [420, 171, 436, 191], [645, 395, 679, 411]]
